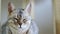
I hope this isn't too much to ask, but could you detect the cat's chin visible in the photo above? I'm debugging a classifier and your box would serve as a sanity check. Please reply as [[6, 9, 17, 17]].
[[18, 23, 31, 32], [17, 20, 31, 31]]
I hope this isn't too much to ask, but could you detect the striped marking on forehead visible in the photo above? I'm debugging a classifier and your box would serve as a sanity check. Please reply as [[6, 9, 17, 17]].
[[17, 8, 25, 18]]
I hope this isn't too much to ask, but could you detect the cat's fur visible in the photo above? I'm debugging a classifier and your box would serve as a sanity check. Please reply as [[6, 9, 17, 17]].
[[2, 2, 39, 34]]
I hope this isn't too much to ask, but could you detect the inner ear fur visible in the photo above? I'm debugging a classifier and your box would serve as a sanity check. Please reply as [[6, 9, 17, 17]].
[[8, 2, 15, 15]]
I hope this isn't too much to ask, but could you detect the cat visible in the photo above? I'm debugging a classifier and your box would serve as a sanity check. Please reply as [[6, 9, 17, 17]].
[[2, 2, 39, 34]]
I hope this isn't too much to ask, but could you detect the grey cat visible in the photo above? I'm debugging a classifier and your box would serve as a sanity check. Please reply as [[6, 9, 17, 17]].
[[2, 2, 39, 34]]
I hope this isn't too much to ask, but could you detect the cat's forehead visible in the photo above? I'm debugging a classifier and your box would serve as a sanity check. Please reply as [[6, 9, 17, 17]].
[[16, 8, 24, 14], [9, 8, 31, 20], [11, 8, 29, 17], [12, 8, 24, 15], [17, 8, 29, 16]]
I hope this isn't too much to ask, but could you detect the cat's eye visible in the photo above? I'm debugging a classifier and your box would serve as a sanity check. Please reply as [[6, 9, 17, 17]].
[[14, 17, 19, 20], [23, 19, 27, 23]]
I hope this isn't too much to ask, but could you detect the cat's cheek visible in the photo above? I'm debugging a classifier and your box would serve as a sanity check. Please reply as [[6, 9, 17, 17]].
[[26, 20, 31, 25]]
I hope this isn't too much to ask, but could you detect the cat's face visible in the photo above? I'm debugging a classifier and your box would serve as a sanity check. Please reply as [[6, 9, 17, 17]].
[[8, 2, 31, 28]]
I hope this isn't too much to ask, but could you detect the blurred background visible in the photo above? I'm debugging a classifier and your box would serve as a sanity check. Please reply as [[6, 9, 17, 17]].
[[55, 0, 60, 34], [0, 0, 57, 34]]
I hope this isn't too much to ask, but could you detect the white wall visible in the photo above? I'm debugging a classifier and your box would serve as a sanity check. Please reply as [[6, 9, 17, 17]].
[[1, 0, 53, 34], [34, 0, 53, 34]]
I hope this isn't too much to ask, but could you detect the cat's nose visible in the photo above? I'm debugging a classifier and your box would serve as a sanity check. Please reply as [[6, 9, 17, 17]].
[[19, 22, 22, 28]]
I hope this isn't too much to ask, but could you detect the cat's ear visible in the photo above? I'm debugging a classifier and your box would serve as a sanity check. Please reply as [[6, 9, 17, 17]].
[[8, 2, 15, 15], [24, 2, 31, 15]]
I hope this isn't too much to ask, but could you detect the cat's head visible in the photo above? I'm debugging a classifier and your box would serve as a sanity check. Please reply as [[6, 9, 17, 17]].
[[8, 2, 32, 28]]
